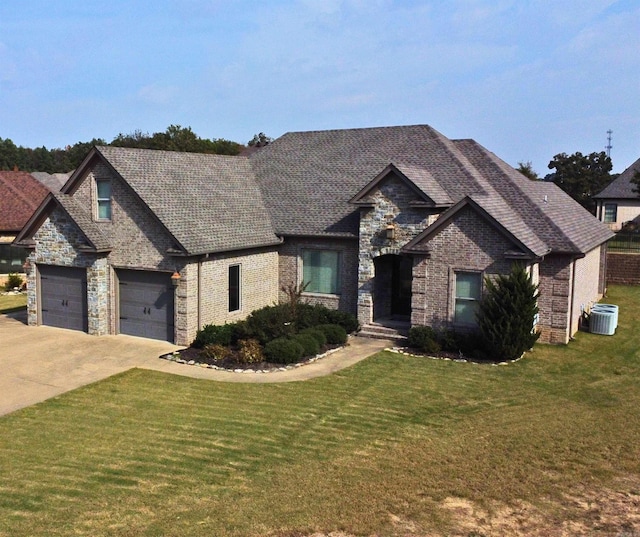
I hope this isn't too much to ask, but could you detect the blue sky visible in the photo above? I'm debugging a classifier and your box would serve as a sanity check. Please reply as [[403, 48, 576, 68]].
[[1, 0, 638, 174]]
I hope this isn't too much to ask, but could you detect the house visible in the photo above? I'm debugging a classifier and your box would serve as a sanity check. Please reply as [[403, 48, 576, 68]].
[[14, 125, 614, 345], [594, 157, 640, 231], [0, 171, 51, 277]]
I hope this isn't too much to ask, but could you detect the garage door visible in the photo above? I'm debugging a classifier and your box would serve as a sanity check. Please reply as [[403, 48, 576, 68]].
[[118, 270, 174, 342], [40, 265, 88, 332]]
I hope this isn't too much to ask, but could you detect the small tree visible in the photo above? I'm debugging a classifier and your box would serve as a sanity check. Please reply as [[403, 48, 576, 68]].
[[477, 265, 540, 361]]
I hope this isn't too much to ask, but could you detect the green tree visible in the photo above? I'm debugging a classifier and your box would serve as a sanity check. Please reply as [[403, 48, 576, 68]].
[[248, 132, 272, 147], [516, 161, 539, 180], [477, 265, 540, 362], [629, 169, 640, 196], [547, 151, 613, 212]]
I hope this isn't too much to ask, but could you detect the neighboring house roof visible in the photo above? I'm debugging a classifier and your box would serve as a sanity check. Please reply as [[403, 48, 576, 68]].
[[250, 125, 613, 255], [594, 157, 640, 199], [66, 146, 281, 255], [0, 171, 50, 232], [29, 172, 70, 192]]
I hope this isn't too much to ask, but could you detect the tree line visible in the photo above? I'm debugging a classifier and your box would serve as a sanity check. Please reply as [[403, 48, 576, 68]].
[[0, 125, 250, 174]]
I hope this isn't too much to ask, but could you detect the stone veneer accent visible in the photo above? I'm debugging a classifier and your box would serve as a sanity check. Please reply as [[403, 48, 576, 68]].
[[27, 207, 109, 335], [537, 254, 573, 344], [356, 174, 438, 324]]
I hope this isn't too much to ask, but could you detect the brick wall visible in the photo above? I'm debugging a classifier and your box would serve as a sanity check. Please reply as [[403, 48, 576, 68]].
[[607, 252, 640, 285], [410, 206, 514, 330], [570, 246, 604, 334], [278, 237, 359, 314], [537, 254, 572, 344]]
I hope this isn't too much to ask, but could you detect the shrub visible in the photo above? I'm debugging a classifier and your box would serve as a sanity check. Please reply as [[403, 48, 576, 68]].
[[292, 333, 320, 357], [407, 326, 441, 354], [477, 265, 540, 361], [317, 324, 348, 345], [264, 338, 304, 364], [243, 304, 296, 344], [237, 339, 265, 364], [193, 323, 235, 348], [299, 327, 327, 347], [201, 343, 231, 361], [324, 309, 360, 333], [4, 273, 23, 291]]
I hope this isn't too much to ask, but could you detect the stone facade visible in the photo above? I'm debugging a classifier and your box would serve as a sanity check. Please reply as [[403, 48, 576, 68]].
[[356, 174, 438, 324]]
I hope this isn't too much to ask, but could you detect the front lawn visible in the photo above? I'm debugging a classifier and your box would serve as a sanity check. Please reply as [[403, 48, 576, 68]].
[[0, 286, 639, 536], [0, 292, 26, 314]]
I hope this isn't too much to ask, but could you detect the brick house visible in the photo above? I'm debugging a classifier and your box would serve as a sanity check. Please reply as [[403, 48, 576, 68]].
[[15, 125, 613, 345], [594, 157, 640, 231], [0, 171, 51, 278]]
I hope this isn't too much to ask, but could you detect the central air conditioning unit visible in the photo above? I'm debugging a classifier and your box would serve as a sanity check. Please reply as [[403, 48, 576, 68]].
[[590, 309, 616, 336]]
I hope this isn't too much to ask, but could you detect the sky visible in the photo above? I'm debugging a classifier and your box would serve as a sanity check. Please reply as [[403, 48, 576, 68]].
[[1, 0, 638, 175]]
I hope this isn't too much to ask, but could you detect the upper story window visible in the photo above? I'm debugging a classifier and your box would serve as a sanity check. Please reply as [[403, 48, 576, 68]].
[[302, 249, 341, 295], [96, 179, 112, 220], [603, 203, 617, 223], [454, 271, 482, 326]]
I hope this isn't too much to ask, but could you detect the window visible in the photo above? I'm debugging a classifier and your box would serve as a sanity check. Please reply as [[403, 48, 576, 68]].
[[96, 180, 112, 220], [229, 264, 240, 312], [0, 244, 26, 273], [302, 249, 340, 294], [603, 203, 617, 223], [454, 272, 482, 326]]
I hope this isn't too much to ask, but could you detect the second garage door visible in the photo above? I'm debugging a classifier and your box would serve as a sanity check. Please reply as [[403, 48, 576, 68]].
[[118, 270, 175, 342], [40, 265, 88, 332]]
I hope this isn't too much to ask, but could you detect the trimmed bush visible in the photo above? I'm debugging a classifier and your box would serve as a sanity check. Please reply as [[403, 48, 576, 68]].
[[193, 323, 235, 348], [292, 333, 320, 357], [264, 338, 304, 364], [325, 309, 360, 334], [243, 304, 296, 344], [317, 324, 348, 345], [294, 303, 359, 334], [299, 327, 327, 347], [4, 273, 23, 291], [237, 339, 265, 364], [407, 326, 441, 354]]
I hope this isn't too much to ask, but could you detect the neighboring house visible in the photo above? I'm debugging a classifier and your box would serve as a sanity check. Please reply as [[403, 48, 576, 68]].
[[0, 171, 51, 275], [594, 157, 640, 231], [30, 171, 70, 193], [14, 125, 613, 345]]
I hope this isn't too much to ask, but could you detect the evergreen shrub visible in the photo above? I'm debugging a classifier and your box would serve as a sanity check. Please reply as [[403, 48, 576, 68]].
[[264, 338, 304, 364], [317, 324, 348, 345], [193, 323, 235, 348], [299, 327, 327, 347], [292, 333, 321, 357], [407, 326, 441, 354]]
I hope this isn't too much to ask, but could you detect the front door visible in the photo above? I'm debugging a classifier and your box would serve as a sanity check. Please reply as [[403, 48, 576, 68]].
[[391, 256, 412, 317]]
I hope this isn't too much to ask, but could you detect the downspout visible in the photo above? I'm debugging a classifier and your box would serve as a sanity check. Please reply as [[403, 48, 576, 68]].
[[197, 261, 202, 331]]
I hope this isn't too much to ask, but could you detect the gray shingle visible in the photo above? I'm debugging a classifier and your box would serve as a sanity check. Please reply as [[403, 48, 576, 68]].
[[594, 157, 640, 199], [95, 146, 280, 255], [52, 193, 112, 251]]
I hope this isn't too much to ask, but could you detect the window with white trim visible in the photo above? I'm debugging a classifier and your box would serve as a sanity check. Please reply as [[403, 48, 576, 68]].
[[229, 264, 241, 312], [603, 203, 617, 223], [302, 249, 340, 294], [96, 179, 112, 220], [454, 271, 482, 326]]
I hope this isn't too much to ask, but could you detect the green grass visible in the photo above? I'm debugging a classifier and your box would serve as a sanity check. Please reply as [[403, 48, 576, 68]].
[[1, 286, 640, 536], [0, 292, 26, 313]]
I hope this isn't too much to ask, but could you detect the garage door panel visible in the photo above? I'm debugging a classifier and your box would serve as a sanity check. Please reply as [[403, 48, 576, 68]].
[[40, 266, 88, 332], [118, 270, 174, 342]]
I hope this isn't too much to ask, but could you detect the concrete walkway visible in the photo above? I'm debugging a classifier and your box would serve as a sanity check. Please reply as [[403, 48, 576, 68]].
[[0, 311, 392, 416]]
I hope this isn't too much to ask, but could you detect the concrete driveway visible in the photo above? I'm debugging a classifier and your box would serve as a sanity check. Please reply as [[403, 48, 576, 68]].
[[0, 311, 391, 417]]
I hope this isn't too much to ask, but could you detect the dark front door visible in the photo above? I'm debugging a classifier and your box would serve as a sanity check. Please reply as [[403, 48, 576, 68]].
[[118, 270, 175, 342], [391, 255, 412, 317], [40, 265, 88, 332]]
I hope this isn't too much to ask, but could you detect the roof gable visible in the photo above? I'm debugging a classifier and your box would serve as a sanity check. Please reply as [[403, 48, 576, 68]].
[[402, 196, 545, 258], [349, 163, 452, 208], [594, 157, 640, 199]]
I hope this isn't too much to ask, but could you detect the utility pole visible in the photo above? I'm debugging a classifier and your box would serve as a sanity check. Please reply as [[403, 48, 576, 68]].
[[605, 129, 613, 158]]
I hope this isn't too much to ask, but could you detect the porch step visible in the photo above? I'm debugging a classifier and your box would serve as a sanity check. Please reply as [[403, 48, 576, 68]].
[[359, 322, 409, 342]]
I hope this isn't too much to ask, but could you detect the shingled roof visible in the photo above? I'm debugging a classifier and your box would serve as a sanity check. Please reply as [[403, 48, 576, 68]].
[[594, 157, 640, 199], [249, 125, 612, 255], [0, 171, 50, 233], [70, 146, 281, 255]]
